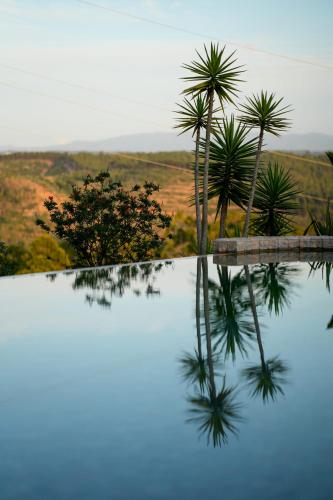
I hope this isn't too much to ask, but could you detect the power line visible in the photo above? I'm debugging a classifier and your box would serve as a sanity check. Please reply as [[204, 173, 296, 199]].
[[76, 0, 333, 71], [269, 150, 332, 168], [0, 62, 169, 113], [0, 80, 166, 129], [113, 152, 191, 174]]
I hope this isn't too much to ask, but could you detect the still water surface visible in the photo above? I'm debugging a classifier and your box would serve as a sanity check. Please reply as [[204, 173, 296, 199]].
[[0, 256, 333, 499]]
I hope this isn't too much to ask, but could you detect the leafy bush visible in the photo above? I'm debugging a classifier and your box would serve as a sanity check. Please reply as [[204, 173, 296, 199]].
[[37, 171, 171, 267]]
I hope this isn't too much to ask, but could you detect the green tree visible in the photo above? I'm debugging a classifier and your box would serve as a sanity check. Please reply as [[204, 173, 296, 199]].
[[199, 116, 257, 237], [36, 171, 171, 267], [251, 162, 300, 236], [0, 241, 26, 276], [19, 235, 71, 274], [182, 43, 243, 254], [174, 95, 210, 247], [239, 92, 291, 236]]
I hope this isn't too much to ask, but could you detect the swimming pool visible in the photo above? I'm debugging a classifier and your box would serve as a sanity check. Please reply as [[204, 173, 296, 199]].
[[0, 255, 332, 499]]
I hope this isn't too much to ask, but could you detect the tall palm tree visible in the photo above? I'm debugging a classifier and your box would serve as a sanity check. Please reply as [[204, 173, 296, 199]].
[[174, 95, 211, 247], [199, 116, 257, 237], [242, 265, 289, 402], [182, 43, 244, 254], [238, 91, 291, 237], [251, 162, 300, 236]]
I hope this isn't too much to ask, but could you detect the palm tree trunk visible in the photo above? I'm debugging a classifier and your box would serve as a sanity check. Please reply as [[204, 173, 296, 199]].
[[194, 128, 202, 249], [219, 202, 228, 238], [196, 258, 202, 359], [200, 89, 214, 255], [244, 265, 265, 367], [242, 128, 264, 237], [202, 256, 216, 398]]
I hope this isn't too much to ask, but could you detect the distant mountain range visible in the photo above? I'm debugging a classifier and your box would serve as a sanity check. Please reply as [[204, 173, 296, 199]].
[[2, 131, 333, 153]]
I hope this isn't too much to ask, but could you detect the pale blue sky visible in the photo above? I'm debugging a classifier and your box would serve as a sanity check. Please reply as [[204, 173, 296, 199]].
[[0, 0, 332, 147]]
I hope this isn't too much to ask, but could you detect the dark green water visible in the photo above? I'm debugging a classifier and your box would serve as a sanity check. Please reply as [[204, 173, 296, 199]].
[[0, 256, 333, 499]]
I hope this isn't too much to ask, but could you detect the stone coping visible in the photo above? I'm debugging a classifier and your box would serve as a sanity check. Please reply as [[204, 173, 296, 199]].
[[212, 236, 333, 255], [213, 250, 333, 266]]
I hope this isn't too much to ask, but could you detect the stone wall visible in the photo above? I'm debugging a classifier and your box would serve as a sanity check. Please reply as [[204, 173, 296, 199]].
[[212, 236, 333, 255]]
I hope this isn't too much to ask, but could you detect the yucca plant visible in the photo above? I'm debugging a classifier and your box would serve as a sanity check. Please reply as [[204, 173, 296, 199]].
[[198, 115, 257, 237], [238, 91, 292, 236], [305, 199, 333, 236], [174, 95, 215, 246], [326, 151, 333, 166], [251, 162, 300, 236], [182, 43, 244, 254]]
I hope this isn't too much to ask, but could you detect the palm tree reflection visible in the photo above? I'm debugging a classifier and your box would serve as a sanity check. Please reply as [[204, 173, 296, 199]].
[[183, 257, 243, 447], [242, 265, 289, 403], [252, 262, 299, 316], [208, 265, 255, 360]]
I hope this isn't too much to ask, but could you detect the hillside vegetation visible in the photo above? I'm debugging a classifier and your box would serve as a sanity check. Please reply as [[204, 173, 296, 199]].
[[0, 150, 332, 247]]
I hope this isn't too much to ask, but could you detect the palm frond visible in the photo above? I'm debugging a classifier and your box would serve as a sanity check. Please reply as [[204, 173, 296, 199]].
[[181, 43, 244, 105], [242, 356, 289, 403], [251, 162, 300, 236], [194, 115, 257, 214], [238, 91, 291, 136]]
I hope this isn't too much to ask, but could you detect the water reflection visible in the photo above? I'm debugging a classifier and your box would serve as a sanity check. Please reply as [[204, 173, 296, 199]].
[[48, 261, 172, 308], [185, 258, 243, 447], [251, 262, 299, 315], [242, 265, 289, 402], [181, 258, 296, 447]]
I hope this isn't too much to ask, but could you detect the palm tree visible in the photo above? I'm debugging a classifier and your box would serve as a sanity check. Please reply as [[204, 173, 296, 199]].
[[182, 43, 244, 254], [251, 162, 300, 236], [242, 265, 289, 402], [238, 91, 291, 237], [174, 95, 210, 246], [199, 116, 257, 237]]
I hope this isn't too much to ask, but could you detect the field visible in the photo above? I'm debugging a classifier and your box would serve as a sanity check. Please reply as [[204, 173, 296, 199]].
[[0, 150, 332, 246]]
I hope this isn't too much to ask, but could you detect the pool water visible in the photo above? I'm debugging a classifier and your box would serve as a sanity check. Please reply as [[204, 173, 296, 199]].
[[0, 256, 333, 499]]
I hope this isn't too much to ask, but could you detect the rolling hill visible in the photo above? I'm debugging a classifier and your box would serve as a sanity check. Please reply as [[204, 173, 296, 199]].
[[0, 150, 332, 245]]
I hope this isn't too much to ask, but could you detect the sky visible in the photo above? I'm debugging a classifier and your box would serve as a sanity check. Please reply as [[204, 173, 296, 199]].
[[0, 0, 332, 148]]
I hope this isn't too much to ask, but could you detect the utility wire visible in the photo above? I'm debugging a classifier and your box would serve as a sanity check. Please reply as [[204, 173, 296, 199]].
[[0, 62, 169, 113], [269, 150, 332, 168], [0, 80, 166, 129], [76, 0, 333, 71]]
